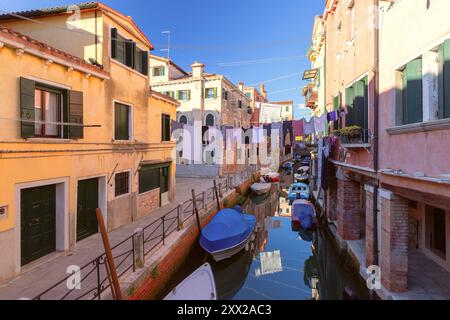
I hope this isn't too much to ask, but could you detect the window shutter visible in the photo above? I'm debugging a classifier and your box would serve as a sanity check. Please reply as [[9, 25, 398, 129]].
[[125, 41, 135, 68], [213, 88, 217, 98], [111, 28, 118, 59], [69, 90, 84, 139], [141, 51, 149, 76], [20, 77, 35, 138], [440, 39, 450, 119], [354, 80, 366, 129], [404, 58, 423, 124], [187, 90, 191, 101], [345, 86, 354, 126]]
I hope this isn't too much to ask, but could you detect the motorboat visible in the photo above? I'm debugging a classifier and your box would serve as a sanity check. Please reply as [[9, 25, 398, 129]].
[[200, 208, 257, 262], [250, 183, 271, 195], [264, 172, 280, 183], [287, 183, 311, 203], [294, 166, 310, 183], [291, 200, 316, 230], [164, 263, 217, 300]]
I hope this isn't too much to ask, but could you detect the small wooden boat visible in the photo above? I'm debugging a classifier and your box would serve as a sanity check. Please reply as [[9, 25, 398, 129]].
[[164, 263, 217, 300], [250, 183, 271, 195], [287, 183, 311, 203], [291, 200, 316, 230], [200, 208, 257, 262], [265, 172, 280, 183]]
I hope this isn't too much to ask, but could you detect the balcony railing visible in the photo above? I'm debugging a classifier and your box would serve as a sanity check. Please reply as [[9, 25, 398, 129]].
[[338, 128, 371, 147]]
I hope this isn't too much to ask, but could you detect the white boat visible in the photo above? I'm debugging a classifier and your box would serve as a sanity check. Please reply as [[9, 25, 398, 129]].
[[250, 183, 271, 195], [164, 263, 217, 300]]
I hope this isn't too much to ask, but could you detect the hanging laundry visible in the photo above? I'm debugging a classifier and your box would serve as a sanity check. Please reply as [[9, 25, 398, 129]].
[[327, 111, 337, 122], [252, 127, 265, 144], [314, 114, 327, 134], [282, 121, 293, 147], [293, 120, 304, 142], [303, 118, 315, 135]]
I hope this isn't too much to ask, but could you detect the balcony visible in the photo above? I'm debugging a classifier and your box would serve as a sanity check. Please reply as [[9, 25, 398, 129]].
[[335, 127, 371, 148]]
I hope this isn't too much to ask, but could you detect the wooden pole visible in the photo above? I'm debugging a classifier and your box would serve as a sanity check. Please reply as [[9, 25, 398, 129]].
[[213, 180, 221, 211], [96, 208, 123, 300], [191, 190, 202, 232]]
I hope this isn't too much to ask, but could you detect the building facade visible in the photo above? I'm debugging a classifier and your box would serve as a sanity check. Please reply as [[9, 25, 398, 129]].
[[272, 101, 294, 121], [0, 4, 178, 281]]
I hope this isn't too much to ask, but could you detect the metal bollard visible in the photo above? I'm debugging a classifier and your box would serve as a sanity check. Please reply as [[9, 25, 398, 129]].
[[133, 228, 144, 270]]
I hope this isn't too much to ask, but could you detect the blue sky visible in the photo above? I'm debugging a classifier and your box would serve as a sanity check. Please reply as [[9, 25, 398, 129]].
[[0, 0, 322, 119]]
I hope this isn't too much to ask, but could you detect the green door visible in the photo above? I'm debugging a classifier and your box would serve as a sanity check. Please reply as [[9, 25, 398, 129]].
[[21, 185, 56, 266], [77, 178, 99, 241]]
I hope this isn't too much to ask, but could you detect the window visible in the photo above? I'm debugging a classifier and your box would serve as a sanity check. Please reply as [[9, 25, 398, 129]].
[[245, 92, 252, 99], [285, 106, 289, 112], [114, 102, 131, 141], [345, 77, 369, 130], [205, 88, 217, 99], [20, 78, 84, 140], [153, 66, 165, 77], [139, 165, 160, 194], [162, 114, 171, 142], [177, 90, 191, 101], [163, 91, 175, 98], [111, 28, 148, 75], [347, 0, 356, 40], [205, 114, 215, 126], [115, 172, 130, 197], [179, 115, 188, 125], [426, 206, 447, 259], [333, 93, 342, 131], [238, 100, 242, 109], [222, 88, 228, 100], [399, 58, 423, 125], [34, 88, 62, 137]]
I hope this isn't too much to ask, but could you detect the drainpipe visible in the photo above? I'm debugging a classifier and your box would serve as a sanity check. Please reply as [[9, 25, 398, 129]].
[[372, 0, 380, 266]]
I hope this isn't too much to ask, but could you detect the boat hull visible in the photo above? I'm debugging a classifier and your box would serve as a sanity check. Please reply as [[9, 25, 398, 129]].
[[250, 183, 271, 195], [204, 235, 252, 262]]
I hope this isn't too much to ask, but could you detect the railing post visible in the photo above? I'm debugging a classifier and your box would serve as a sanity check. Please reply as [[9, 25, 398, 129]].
[[162, 216, 166, 245], [177, 203, 182, 230], [202, 191, 206, 209], [96, 257, 102, 300], [133, 228, 144, 270], [218, 182, 223, 198]]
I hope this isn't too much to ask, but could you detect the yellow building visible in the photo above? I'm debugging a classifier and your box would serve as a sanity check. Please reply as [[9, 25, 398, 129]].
[[0, 3, 178, 281]]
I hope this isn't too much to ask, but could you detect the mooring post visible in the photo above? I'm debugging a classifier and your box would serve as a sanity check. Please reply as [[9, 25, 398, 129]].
[[133, 228, 144, 270], [213, 180, 221, 211], [191, 189, 202, 232]]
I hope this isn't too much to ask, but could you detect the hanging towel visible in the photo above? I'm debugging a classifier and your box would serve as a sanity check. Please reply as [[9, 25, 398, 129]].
[[327, 111, 337, 122], [303, 119, 315, 135], [282, 121, 293, 147], [314, 114, 327, 134], [293, 120, 304, 140], [252, 127, 265, 144]]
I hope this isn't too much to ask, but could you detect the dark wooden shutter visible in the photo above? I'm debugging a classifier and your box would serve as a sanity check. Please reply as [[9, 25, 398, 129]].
[[115, 103, 129, 140], [404, 58, 423, 124], [125, 41, 135, 68], [20, 77, 35, 138], [354, 80, 366, 129], [111, 28, 118, 59], [69, 90, 84, 139], [141, 51, 149, 76]]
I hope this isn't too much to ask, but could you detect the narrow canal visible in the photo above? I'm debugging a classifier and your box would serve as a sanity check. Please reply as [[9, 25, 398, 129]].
[[159, 181, 370, 300]]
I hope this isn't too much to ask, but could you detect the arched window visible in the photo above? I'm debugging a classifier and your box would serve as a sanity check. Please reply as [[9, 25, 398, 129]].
[[205, 114, 215, 126], [179, 115, 188, 125]]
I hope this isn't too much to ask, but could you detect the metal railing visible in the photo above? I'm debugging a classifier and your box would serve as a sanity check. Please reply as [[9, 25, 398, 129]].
[[32, 165, 258, 300], [340, 129, 371, 146]]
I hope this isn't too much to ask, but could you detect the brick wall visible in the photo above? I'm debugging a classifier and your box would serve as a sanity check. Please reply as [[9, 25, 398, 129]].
[[326, 171, 338, 221], [365, 186, 376, 267], [336, 177, 361, 240], [380, 189, 409, 292], [137, 188, 160, 218]]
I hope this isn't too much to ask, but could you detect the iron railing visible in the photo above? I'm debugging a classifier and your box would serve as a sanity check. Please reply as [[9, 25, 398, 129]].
[[32, 165, 258, 300], [340, 129, 371, 146]]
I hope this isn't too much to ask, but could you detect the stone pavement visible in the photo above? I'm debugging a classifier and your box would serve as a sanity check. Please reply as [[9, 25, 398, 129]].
[[0, 177, 215, 300]]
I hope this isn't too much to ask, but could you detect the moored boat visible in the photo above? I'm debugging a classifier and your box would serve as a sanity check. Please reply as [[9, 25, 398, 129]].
[[287, 183, 311, 203], [250, 183, 271, 195], [164, 263, 217, 300], [200, 208, 257, 262], [291, 200, 316, 231]]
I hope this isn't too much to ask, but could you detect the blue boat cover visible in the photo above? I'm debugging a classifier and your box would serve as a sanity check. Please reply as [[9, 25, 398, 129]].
[[293, 204, 314, 230], [200, 209, 256, 253]]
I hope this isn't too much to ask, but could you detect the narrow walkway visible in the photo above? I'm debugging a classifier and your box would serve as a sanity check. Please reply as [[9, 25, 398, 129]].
[[0, 177, 214, 300]]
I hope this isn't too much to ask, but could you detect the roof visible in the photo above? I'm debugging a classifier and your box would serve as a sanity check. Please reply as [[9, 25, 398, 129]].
[[150, 54, 188, 75], [271, 101, 294, 106], [0, 2, 154, 49], [150, 90, 180, 106], [0, 27, 109, 79]]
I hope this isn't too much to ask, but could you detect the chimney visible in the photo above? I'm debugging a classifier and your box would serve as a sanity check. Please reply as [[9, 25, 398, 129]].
[[238, 82, 244, 92], [191, 61, 205, 78], [260, 84, 267, 100]]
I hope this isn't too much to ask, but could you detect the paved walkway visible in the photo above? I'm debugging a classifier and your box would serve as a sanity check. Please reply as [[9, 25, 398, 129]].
[[0, 177, 215, 300]]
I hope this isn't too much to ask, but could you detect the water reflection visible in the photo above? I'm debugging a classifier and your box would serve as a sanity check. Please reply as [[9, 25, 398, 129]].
[[161, 186, 369, 300]]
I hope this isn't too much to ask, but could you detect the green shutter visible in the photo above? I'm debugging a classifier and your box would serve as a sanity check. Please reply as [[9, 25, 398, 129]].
[[345, 86, 355, 126], [187, 90, 191, 101], [440, 39, 450, 119], [404, 58, 423, 124], [213, 88, 217, 98], [111, 28, 118, 59], [20, 77, 35, 138], [354, 79, 367, 129], [115, 103, 129, 140], [141, 51, 149, 76], [69, 91, 84, 139]]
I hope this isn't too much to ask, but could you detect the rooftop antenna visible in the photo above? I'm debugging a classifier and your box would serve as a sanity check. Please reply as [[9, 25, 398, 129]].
[[161, 31, 171, 60]]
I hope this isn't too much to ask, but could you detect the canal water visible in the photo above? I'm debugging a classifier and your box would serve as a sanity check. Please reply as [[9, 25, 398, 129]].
[[159, 186, 369, 300]]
